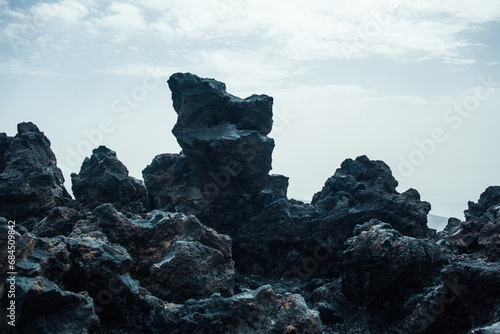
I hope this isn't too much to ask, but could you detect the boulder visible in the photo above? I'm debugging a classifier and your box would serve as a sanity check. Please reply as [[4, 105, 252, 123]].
[[144, 73, 276, 234], [173, 285, 322, 334], [312, 155, 432, 239], [236, 155, 433, 277], [394, 259, 500, 334], [0, 276, 99, 334], [32, 206, 82, 238], [70, 203, 236, 303], [342, 219, 448, 308]]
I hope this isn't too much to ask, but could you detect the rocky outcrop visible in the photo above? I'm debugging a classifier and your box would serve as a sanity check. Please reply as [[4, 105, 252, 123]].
[[144, 73, 277, 234], [32, 206, 82, 238], [0, 218, 319, 333], [172, 285, 322, 334], [342, 220, 448, 308], [71, 146, 148, 213], [444, 186, 500, 261], [71, 203, 236, 303], [0, 122, 71, 223], [144, 74, 434, 278], [235, 156, 433, 277], [312, 155, 432, 239], [393, 258, 500, 334], [1, 73, 500, 333], [1, 276, 100, 334]]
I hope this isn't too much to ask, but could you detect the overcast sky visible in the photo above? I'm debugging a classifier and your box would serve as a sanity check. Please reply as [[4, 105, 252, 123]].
[[1, 0, 499, 227]]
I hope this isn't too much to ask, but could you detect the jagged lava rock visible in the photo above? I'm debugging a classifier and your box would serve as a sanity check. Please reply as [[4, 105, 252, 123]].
[[71, 145, 148, 212], [236, 155, 433, 277], [312, 155, 432, 239], [144, 73, 276, 230], [142, 152, 192, 210], [71, 203, 235, 303], [0, 122, 71, 222], [342, 219, 449, 308], [397, 258, 500, 334], [169, 72, 274, 191], [0, 219, 99, 333], [174, 285, 322, 334], [31, 206, 82, 238], [1, 276, 100, 334], [445, 186, 500, 261], [169, 72, 273, 135]]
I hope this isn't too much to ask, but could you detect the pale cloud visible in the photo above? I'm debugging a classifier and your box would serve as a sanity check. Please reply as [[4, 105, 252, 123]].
[[98, 63, 175, 76], [31, 0, 89, 24], [484, 61, 499, 66], [98, 2, 147, 31], [363, 96, 428, 105], [195, 48, 296, 91], [1, 0, 499, 77], [443, 57, 477, 65], [0, 59, 61, 76]]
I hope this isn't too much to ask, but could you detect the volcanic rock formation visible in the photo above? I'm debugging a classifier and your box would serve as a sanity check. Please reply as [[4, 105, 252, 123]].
[[444, 186, 500, 261], [1, 73, 499, 334], [0, 122, 71, 223], [71, 146, 148, 213]]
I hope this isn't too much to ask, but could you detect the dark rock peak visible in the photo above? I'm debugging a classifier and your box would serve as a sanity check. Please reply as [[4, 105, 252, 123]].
[[312, 155, 398, 205], [0, 121, 70, 222], [71, 145, 148, 212], [78, 145, 129, 178], [168, 72, 273, 135], [17, 121, 42, 134], [446, 186, 500, 261], [4, 122, 57, 170], [309, 155, 430, 239], [465, 185, 500, 221]]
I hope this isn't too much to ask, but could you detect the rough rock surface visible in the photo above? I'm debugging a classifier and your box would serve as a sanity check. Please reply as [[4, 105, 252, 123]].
[[32, 206, 82, 238], [342, 219, 448, 308], [71, 146, 148, 212], [312, 155, 432, 239], [236, 155, 434, 277], [444, 186, 500, 261], [144, 73, 277, 235], [173, 285, 322, 334], [1, 73, 500, 333], [145, 73, 434, 278], [0, 122, 71, 223], [71, 203, 236, 303]]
